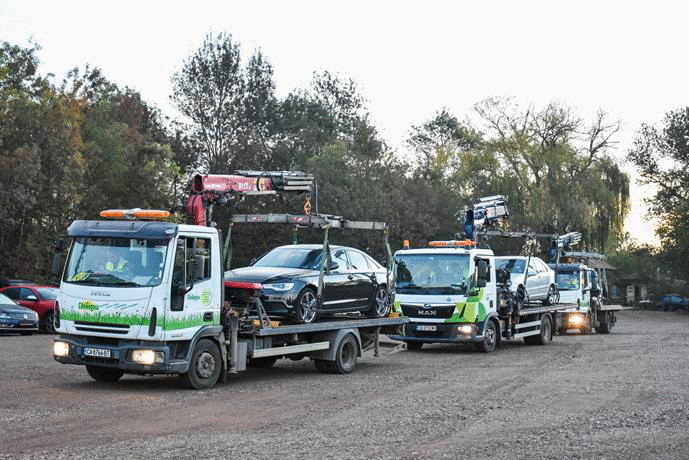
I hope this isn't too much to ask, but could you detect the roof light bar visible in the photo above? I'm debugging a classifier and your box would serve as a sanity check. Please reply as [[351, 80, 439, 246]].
[[100, 208, 170, 220], [428, 240, 475, 248]]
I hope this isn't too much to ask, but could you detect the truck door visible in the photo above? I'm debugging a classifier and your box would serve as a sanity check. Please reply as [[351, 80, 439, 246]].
[[167, 235, 218, 339]]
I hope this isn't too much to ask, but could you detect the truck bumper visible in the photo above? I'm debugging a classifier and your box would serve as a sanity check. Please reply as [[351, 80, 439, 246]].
[[389, 322, 483, 344], [53, 334, 189, 374]]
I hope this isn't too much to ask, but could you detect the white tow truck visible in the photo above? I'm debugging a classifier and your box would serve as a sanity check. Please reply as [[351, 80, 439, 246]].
[[388, 239, 577, 351], [551, 252, 624, 334], [52, 171, 406, 389]]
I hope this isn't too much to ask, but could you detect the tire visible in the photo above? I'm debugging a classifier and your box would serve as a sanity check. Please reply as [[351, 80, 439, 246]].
[[293, 288, 319, 324], [247, 356, 278, 368], [179, 339, 222, 390], [476, 320, 498, 353], [598, 311, 613, 334], [43, 310, 56, 333], [332, 333, 358, 374], [86, 365, 124, 382], [405, 341, 423, 351], [525, 315, 552, 345], [544, 285, 558, 306], [369, 286, 391, 318]]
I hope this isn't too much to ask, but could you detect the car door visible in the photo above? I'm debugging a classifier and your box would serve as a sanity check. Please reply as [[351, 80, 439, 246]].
[[527, 259, 548, 298], [321, 249, 358, 311], [347, 249, 376, 308]]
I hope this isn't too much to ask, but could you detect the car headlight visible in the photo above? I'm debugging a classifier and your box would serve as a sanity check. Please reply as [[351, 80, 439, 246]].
[[54, 341, 70, 357], [0, 313, 9, 319], [130, 349, 165, 365], [262, 282, 295, 291], [568, 314, 585, 326]]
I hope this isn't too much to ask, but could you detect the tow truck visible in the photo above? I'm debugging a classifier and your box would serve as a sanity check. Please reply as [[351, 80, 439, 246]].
[[52, 171, 406, 389], [550, 252, 625, 334], [389, 195, 585, 352]]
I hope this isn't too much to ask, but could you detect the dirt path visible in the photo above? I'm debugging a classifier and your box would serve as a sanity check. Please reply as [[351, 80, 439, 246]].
[[1, 309, 688, 459]]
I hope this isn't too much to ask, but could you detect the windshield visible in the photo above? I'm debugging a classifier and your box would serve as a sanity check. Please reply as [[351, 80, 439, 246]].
[[557, 272, 580, 291], [496, 258, 526, 274], [64, 237, 169, 287], [0, 292, 16, 305], [395, 253, 470, 295], [253, 247, 324, 270]]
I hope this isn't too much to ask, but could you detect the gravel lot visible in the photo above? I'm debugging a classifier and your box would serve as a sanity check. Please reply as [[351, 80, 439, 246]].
[[1, 309, 688, 459]]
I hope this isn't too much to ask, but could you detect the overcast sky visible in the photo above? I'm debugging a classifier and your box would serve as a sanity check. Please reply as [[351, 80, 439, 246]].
[[2, 0, 687, 245]]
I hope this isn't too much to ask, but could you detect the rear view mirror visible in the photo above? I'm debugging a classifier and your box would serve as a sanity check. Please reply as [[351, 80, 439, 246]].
[[26, 295, 38, 301]]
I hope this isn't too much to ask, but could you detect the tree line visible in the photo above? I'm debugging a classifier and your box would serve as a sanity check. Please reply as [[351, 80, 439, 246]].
[[1, 33, 685, 291]]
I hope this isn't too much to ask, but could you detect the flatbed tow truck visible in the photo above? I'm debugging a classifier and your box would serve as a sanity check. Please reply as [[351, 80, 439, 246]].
[[52, 171, 406, 389]]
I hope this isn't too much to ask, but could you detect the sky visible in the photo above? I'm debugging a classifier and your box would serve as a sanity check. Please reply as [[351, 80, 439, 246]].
[[2, 0, 688, 246]]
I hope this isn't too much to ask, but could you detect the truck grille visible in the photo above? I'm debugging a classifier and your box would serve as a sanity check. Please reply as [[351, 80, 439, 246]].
[[401, 304, 456, 318]]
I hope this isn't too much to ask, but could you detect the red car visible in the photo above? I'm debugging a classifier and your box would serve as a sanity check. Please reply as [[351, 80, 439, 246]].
[[0, 285, 58, 332]]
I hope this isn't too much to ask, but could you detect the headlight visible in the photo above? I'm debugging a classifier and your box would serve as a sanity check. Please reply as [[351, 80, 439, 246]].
[[262, 282, 295, 291], [130, 349, 165, 365], [458, 324, 476, 334], [0, 313, 9, 319], [53, 341, 70, 357], [569, 314, 585, 326]]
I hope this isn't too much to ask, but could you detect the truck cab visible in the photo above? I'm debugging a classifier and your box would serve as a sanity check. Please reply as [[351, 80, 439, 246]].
[[550, 262, 601, 333], [54, 218, 224, 380], [390, 242, 500, 351]]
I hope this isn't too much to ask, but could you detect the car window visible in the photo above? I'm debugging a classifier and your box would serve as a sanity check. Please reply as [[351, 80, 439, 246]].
[[2, 287, 20, 300], [36, 287, 58, 300], [18, 287, 36, 300], [348, 251, 370, 271], [331, 249, 349, 272]]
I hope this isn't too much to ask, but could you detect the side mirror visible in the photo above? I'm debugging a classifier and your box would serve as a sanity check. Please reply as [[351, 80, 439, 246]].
[[330, 261, 340, 271], [249, 258, 258, 266], [476, 260, 488, 288], [26, 295, 38, 301]]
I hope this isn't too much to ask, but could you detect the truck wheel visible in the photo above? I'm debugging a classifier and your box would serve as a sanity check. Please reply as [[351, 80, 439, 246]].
[[526, 315, 552, 345], [598, 311, 613, 334], [544, 285, 558, 306], [180, 339, 222, 390], [293, 288, 319, 324], [405, 341, 423, 351], [43, 310, 56, 333], [86, 365, 124, 382], [369, 286, 391, 318], [332, 333, 358, 374], [476, 320, 498, 353], [247, 356, 278, 368]]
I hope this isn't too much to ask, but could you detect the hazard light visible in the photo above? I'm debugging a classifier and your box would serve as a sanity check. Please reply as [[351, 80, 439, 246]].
[[428, 240, 475, 248], [100, 209, 170, 220]]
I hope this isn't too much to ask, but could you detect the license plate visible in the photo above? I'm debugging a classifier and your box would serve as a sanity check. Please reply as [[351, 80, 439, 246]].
[[83, 347, 111, 358], [418, 325, 437, 332]]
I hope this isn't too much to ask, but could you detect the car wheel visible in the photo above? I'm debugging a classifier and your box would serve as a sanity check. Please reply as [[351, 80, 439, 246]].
[[86, 365, 124, 382], [293, 288, 319, 324], [43, 310, 56, 333], [179, 339, 222, 390], [544, 284, 558, 306], [369, 286, 390, 318], [515, 285, 526, 309]]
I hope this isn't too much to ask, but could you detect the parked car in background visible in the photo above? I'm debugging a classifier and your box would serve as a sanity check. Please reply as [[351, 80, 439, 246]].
[[0, 292, 39, 335], [225, 244, 391, 323], [655, 294, 689, 311], [0, 285, 58, 332], [0, 279, 38, 288], [495, 256, 558, 306]]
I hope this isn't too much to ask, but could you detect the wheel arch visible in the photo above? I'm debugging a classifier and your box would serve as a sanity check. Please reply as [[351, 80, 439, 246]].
[[182, 325, 226, 374]]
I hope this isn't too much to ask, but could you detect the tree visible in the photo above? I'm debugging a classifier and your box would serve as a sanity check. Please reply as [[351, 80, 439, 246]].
[[627, 107, 689, 279], [471, 98, 629, 251]]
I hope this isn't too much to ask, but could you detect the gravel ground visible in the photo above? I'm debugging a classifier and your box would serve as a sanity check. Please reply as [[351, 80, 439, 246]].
[[1, 309, 688, 459]]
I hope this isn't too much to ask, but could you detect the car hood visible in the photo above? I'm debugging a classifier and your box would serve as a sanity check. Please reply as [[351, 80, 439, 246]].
[[224, 266, 314, 284], [0, 304, 35, 315]]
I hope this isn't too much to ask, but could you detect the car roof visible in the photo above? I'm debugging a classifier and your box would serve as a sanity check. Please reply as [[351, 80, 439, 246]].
[[273, 244, 351, 251], [0, 285, 57, 289]]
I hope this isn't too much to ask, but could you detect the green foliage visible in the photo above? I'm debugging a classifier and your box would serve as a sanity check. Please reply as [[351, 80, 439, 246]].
[[627, 108, 689, 280]]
